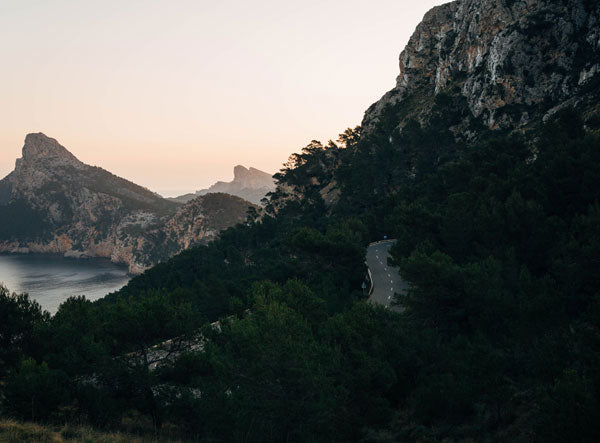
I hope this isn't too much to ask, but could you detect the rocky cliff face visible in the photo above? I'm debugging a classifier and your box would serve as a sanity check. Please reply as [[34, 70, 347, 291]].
[[267, 0, 600, 211], [172, 165, 275, 205], [364, 0, 600, 135], [160, 193, 257, 251], [0, 134, 256, 273]]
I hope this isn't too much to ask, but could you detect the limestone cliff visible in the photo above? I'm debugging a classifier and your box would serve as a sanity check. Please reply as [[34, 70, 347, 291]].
[[171, 165, 275, 205], [269, 0, 600, 211], [138, 193, 258, 266], [0, 134, 256, 273], [363, 0, 600, 134]]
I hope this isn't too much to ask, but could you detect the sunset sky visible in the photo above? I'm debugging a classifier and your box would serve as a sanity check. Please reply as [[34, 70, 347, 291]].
[[0, 0, 446, 197]]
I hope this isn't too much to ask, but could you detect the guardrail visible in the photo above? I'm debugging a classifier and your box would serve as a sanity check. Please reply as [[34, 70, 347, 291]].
[[366, 266, 374, 296], [364, 239, 396, 299]]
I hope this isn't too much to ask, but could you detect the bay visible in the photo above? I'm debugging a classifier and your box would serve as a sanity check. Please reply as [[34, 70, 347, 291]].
[[0, 253, 131, 314]]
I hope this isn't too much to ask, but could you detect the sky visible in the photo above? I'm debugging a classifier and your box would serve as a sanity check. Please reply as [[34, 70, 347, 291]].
[[0, 0, 447, 197]]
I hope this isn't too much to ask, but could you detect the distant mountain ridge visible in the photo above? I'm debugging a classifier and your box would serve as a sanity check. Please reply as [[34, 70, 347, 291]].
[[170, 165, 275, 205], [0, 134, 256, 273]]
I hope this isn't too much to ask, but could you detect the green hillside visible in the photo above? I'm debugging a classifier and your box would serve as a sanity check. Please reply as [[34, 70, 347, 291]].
[[1, 109, 599, 441], [2, 0, 600, 439]]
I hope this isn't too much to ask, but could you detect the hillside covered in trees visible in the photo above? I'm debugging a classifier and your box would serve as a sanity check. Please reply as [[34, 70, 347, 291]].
[[1, 0, 600, 441], [2, 109, 598, 441]]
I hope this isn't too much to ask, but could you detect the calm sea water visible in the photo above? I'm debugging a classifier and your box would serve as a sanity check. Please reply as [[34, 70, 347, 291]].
[[0, 254, 131, 314]]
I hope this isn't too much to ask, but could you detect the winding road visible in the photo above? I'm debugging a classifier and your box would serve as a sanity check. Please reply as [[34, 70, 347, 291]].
[[366, 240, 407, 312]]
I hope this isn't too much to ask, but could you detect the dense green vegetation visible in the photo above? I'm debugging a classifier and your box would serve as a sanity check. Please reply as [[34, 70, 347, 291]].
[[0, 199, 52, 240], [1, 110, 599, 441]]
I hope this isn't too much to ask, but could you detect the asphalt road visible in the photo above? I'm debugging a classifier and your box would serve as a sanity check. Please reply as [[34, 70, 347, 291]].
[[366, 240, 407, 311]]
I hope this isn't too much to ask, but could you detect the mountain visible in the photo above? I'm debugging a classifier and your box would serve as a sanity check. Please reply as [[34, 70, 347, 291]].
[[269, 0, 600, 210], [2, 1, 600, 441], [170, 165, 275, 205], [363, 0, 600, 134], [0, 134, 257, 273], [110, 0, 600, 438]]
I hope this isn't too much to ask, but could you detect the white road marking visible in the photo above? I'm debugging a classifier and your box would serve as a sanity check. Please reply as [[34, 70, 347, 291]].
[[376, 255, 379, 259], [387, 274, 390, 277], [390, 288, 394, 291]]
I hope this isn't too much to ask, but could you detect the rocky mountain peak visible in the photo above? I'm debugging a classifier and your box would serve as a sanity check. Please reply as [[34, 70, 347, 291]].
[[232, 165, 273, 187], [170, 165, 276, 205], [233, 165, 251, 180], [248, 167, 268, 175], [21, 133, 79, 164], [1, 134, 252, 274], [363, 0, 600, 132]]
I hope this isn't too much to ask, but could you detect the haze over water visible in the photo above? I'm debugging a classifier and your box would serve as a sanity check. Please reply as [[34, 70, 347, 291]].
[[0, 254, 130, 314]]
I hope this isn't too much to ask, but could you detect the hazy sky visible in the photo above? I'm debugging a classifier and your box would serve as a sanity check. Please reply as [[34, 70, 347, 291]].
[[0, 0, 447, 196]]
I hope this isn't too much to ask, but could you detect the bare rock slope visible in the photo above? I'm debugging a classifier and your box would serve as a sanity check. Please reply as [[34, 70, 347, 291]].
[[363, 0, 600, 134]]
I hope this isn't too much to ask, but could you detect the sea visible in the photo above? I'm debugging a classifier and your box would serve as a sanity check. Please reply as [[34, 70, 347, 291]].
[[0, 253, 131, 314]]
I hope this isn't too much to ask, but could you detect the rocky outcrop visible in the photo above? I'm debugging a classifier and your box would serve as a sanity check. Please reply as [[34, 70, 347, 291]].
[[160, 193, 257, 251], [171, 165, 275, 205], [0, 134, 256, 273], [266, 0, 600, 213], [363, 0, 600, 133]]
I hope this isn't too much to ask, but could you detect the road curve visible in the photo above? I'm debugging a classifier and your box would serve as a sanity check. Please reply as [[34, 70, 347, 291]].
[[366, 240, 407, 311]]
